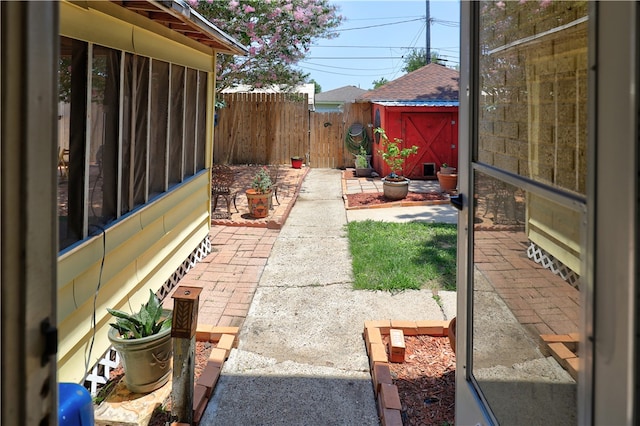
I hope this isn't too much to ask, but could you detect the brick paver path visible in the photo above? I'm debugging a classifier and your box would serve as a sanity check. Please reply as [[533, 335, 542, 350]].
[[163, 225, 279, 327], [474, 229, 579, 337]]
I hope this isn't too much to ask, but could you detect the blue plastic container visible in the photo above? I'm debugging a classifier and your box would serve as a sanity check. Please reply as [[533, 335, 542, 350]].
[[58, 382, 94, 426]]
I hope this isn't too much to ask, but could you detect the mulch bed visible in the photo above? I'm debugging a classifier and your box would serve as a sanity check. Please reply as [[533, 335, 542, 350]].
[[384, 335, 456, 425], [346, 191, 448, 208]]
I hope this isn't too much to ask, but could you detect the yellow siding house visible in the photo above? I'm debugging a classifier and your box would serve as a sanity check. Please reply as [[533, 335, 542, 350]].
[[56, 0, 245, 386]]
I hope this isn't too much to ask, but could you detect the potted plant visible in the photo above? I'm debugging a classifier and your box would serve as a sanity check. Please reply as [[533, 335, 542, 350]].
[[440, 163, 456, 174], [246, 167, 272, 218], [354, 145, 373, 177], [214, 99, 226, 127], [290, 156, 303, 169], [374, 127, 419, 200], [107, 290, 173, 393], [437, 163, 458, 194], [448, 317, 457, 354]]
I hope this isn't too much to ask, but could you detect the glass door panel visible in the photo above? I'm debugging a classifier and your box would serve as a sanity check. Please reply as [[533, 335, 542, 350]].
[[472, 171, 581, 424], [465, 2, 589, 423]]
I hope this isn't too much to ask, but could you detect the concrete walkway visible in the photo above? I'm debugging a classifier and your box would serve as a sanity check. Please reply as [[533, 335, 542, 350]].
[[200, 169, 456, 425]]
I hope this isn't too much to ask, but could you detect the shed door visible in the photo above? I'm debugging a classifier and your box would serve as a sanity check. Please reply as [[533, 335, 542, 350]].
[[402, 111, 457, 179]]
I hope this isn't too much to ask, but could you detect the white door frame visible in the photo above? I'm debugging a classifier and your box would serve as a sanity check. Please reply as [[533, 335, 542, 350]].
[[456, 2, 639, 424]]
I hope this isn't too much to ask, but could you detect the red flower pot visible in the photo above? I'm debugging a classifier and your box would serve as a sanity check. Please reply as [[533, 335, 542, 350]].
[[291, 157, 303, 169]]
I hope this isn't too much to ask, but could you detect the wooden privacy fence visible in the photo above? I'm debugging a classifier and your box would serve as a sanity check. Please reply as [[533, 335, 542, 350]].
[[214, 92, 372, 169], [214, 92, 309, 165]]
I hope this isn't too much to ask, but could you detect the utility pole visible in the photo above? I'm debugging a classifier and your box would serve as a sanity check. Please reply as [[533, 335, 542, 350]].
[[426, 0, 431, 64]]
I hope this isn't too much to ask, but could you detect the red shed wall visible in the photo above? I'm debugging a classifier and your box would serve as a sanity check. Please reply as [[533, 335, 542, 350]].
[[371, 104, 459, 179]]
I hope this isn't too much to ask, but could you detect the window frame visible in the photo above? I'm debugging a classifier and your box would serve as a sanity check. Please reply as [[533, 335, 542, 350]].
[[57, 37, 209, 252]]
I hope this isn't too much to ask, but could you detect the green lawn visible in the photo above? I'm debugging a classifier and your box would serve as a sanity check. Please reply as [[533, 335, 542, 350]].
[[346, 220, 457, 291]]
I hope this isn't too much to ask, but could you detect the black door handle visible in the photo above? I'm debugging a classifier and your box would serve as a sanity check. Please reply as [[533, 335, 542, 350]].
[[450, 193, 463, 211]]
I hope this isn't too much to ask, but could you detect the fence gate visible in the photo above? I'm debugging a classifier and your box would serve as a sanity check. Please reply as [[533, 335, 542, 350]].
[[309, 102, 372, 169]]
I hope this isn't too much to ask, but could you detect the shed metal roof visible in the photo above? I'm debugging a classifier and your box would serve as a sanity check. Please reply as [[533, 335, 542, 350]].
[[372, 101, 459, 107]]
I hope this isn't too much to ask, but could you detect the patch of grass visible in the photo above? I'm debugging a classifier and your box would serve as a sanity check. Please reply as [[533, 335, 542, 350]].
[[346, 220, 457, 291]]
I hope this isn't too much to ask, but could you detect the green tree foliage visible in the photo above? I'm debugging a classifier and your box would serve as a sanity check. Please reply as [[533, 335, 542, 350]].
[[193, 0, 343, 92], [309, 79, 322, 93], [401, 48, 443, 73], [372, 77, 389, 89]]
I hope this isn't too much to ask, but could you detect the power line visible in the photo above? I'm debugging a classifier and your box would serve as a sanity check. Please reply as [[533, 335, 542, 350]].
[[433, 18, 459, 27], [310, 45, 460, 51], [327, 17, 425, 33], [302, 62, 399, 71], [346, 15, 423, 21], [305, 56, 405, 60], [311, 45, 428, 49], [298, 64, 399, 78]]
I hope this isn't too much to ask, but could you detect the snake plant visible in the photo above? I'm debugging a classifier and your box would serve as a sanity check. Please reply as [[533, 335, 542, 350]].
[[107, 290, 172, 339]]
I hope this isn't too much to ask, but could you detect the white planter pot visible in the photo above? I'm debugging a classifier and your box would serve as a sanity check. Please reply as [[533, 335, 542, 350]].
[[108, 310, 173, 393], [382, 177, 410, 200]]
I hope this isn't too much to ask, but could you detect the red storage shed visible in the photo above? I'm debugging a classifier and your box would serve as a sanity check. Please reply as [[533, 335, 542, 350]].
[[357, 63, 459, 179]]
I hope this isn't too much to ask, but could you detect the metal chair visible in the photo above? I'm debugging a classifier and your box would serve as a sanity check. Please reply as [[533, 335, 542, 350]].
[[483, 179, 518, 224], [211, 164, 239, 218], [268, 164, 282, 209]]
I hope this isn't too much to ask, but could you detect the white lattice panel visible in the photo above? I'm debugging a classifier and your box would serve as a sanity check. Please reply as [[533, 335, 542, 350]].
[[527, 242, 579, 288], [156, 235, 212, 301], [83, 347, 119, 396]]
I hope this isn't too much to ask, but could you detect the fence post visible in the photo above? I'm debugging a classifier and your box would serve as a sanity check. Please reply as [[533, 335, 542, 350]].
[[170, 286, 203, 424]]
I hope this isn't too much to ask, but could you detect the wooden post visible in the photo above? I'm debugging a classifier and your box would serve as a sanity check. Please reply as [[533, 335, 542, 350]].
[[171, 286, 202, 424]]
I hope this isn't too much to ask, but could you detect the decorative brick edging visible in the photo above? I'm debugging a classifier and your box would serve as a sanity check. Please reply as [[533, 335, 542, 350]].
[[188, 325, 240, 425], [541, 333, 579, 380], [268, 165, 310, 228], [345, 197, 451, 210], [363, 319, 452, 426]]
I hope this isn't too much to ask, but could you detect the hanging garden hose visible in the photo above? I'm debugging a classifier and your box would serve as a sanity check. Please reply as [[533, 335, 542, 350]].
[[345, 123, 370, 155]]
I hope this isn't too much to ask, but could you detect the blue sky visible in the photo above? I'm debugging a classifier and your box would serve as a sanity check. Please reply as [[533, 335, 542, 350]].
[[298, 0, 460, 92]]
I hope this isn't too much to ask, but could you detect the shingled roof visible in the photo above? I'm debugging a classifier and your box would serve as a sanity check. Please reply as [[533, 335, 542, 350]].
[[358, 63, 459, 104], [315, 85, 367, 103]]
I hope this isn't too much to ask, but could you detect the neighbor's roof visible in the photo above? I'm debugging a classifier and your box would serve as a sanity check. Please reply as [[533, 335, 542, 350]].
[[112, 0, 247, 55], [358, 63, 459, 103], [315, 85, 367, 103]]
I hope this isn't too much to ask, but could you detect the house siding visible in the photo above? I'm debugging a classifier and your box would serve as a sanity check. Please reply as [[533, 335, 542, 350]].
[[58, 173, 211, 384], [57, 1, 217, 384]]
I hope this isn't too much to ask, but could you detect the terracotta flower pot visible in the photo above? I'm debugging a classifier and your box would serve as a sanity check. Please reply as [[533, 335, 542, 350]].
[[246, 189, 271, 218], [448, 317, 457, 354], [437, 172, 458, 194]]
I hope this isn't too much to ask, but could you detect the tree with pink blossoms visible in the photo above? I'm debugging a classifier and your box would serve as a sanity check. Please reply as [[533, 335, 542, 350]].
[[192, 0, 343, 92]]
